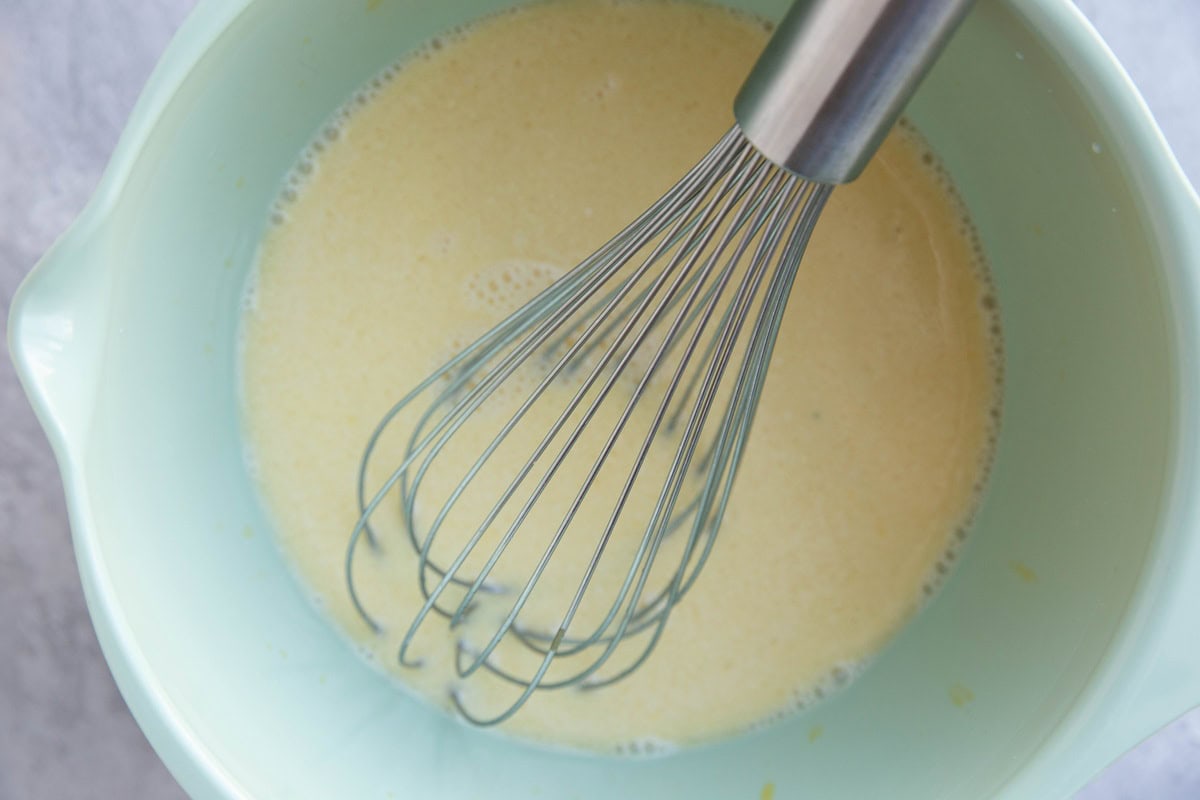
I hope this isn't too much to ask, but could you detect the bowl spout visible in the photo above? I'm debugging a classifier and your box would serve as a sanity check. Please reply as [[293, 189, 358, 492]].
[[8, 218, 112, 455]]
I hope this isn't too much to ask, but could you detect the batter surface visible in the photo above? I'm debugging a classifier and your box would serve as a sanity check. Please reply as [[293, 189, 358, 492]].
[[241, 0, 1000, 751]]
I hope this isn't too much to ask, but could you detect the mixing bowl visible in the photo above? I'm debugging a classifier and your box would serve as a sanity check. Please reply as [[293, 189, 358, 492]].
[[8, 0, 1200, 797]]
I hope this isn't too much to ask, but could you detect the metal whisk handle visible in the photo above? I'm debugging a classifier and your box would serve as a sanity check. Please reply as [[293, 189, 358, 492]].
[[735, 0, 976, 184]]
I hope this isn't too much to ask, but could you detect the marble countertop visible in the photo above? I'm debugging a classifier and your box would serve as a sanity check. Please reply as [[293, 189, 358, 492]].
[[1, 1, 1197, 798]]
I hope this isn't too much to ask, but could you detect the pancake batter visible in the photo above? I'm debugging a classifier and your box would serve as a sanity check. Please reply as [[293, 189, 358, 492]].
[[241, 0, 1001, 751]]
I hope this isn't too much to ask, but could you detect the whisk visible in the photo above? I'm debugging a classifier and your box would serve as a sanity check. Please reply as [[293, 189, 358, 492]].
[[347, 0, 975, 725]]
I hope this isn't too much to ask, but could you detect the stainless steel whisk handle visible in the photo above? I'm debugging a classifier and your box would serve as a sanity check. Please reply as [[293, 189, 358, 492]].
[[734, 0, 976, 184]]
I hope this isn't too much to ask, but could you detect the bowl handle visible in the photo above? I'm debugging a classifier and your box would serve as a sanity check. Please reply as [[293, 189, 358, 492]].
[[7, 216, 113, 456]]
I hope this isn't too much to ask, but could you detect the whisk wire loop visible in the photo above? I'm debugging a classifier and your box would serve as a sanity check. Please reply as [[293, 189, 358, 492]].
[[442, 148, 774, 678], [348, 126, 833, 724], [390, 135, 758, 665]]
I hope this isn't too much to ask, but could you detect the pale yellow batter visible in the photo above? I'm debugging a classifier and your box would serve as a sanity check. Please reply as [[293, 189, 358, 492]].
[[241, 0, 1000, 751]]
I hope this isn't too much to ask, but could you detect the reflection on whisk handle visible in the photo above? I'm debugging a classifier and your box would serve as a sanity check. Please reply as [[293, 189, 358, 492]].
[[735, 0, 976, 183]]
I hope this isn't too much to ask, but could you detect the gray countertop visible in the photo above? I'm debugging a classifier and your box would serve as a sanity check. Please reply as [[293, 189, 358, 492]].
[[1, 1, 1198, 798]]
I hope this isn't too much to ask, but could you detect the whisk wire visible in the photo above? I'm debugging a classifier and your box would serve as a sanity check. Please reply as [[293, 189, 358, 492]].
[[454, 174, 820, 715], [348, 126, 835, 724], [455, 178, 827, 702], [583, 182, 832, 691], [400, 134, 753, 591], [469, 171, 802, 696], [392, 135, 757, 663], [436, 145, 768, 676], [568, 180, 809, 689], [347, 129, 750, 631], [651, 182, 831, 612]]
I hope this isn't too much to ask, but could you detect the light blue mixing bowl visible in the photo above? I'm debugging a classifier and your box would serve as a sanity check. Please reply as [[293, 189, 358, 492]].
[[8, 0, 1200, 797]]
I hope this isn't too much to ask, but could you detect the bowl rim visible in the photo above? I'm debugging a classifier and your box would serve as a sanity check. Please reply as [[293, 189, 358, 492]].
[[979, 0, 1200, 795], [8, 0, 1200, 798]]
